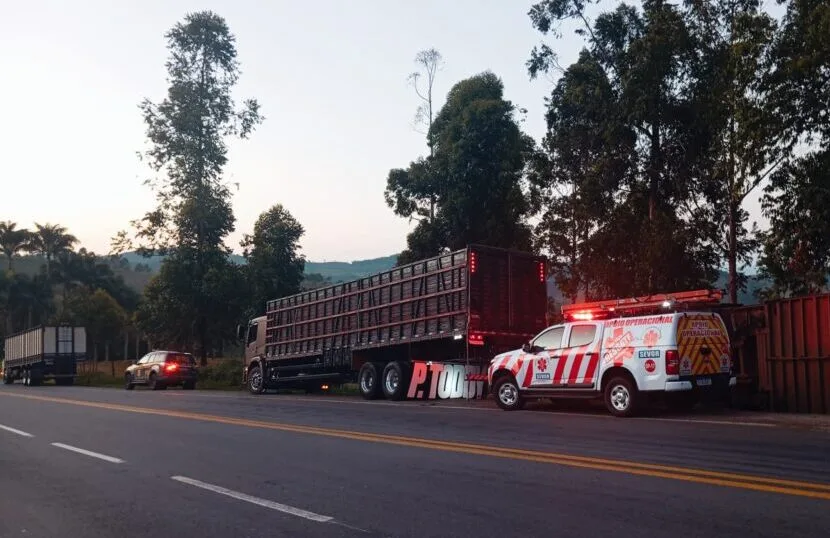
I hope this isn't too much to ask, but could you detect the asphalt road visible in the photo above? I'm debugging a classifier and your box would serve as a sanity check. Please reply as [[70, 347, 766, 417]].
[[0, 384, 828, 538]]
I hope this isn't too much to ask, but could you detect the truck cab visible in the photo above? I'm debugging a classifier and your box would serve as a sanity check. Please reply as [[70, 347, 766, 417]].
[[238, 316, 266, 389], [487, 289, 737, 417]]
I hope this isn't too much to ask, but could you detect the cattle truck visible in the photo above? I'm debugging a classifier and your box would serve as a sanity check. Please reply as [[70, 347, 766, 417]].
[[2, 326, 87, 386], [238, 245, 548, 401]]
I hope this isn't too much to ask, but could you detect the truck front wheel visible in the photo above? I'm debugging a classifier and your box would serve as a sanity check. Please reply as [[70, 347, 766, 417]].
[[247, 364, 265, 395], [493, 375, 525, 411]]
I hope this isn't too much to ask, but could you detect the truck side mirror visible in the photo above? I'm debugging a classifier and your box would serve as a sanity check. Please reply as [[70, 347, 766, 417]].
[[522, 342, 532, 353], [236, 324, 245, 341]]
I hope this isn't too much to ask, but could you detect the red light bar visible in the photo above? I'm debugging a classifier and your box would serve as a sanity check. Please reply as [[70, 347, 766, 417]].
[[561, 289, 723, 318], [470, 251, 478, 274], [537, 261, 546, 283], [570, 312, 595, 321]]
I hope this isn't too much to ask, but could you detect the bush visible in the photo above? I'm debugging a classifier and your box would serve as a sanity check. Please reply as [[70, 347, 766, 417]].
[[197, 359, 243, 388], [76, 371, 124, 387]]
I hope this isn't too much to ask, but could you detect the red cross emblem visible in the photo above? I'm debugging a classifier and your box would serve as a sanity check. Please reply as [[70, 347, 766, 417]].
[[644, 329, 660, 348], [537, 358, 548, 371]]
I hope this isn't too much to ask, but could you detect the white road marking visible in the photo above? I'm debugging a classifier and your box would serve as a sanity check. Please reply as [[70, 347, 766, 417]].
[[0, 424, 34, 437], [170, 475, 333, 523], [50, 443, 124, 463]]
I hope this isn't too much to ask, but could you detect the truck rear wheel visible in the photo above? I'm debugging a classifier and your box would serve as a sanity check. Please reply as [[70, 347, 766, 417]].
[[358, 362, 383, 400], [381, 361, 409, 401]]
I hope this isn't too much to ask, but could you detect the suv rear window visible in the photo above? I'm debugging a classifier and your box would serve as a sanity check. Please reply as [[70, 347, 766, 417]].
[[166, 353, 196, 365]]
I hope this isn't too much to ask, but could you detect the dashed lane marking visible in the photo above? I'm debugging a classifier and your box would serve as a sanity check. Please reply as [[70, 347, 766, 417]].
[[0, 423, 34, 437], [51, 443, 125, 464]]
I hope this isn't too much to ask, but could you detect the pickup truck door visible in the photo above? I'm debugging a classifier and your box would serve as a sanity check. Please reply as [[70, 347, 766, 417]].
[[527, 326, 565, 387], [560, 323, 601, 388]]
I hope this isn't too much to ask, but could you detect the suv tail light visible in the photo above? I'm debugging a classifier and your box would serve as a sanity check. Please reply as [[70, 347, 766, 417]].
[[164, 363, 179, 373], [665, 350, 679, 376]]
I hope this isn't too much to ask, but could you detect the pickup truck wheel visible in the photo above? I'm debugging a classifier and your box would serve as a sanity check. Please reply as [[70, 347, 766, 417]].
[[247, 365, 265, 395], [358, 362, 382, 400], [493, 376, 524, 411], [604, 376, 639, 417], [381, 361, 408, 400], [125, 373, 135, 390]]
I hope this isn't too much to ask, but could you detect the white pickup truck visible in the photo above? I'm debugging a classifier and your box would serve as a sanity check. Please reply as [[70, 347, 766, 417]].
[[487, 291, 736, 417]]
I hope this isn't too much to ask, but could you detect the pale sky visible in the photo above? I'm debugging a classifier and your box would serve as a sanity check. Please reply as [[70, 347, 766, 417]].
[[1, 0, 768, 262]]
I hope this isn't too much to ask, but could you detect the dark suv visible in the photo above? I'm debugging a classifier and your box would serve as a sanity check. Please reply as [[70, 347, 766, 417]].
[[125, 351, 198, 390]]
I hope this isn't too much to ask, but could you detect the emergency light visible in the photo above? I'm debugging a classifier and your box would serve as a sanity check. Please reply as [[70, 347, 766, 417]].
[[561, 289, 724, 322]]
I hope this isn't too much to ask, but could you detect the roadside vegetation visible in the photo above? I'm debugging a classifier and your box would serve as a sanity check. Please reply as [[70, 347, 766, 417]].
[[2, 1, 828, 384]]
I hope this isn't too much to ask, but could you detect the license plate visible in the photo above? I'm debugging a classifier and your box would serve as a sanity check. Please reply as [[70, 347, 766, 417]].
[[696, 377, 712, 387]]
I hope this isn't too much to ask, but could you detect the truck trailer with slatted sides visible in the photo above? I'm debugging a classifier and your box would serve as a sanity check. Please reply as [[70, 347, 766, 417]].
[[237, 245, 548, 400], [2, 326, 87, 386]]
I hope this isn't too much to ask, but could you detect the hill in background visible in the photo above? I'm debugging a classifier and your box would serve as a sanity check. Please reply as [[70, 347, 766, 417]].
[[11, 254, 154, 292], [119, 251, 399, 285], [15, 251, 769, 305]]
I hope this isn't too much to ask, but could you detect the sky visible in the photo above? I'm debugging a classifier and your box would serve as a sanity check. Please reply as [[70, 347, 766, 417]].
[[1, 0, 771, 263]]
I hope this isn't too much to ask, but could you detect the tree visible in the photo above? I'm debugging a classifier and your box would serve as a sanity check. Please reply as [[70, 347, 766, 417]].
[[115, 11, 263, 364], [2, 273, 54, 333], [384, 49, 445, 228], [27, 222, 77, 276], [241, 204, 306, 315], [408, 48, 443, 222], [134, 259, 196, 352], [134, 254, 246, 360], [53, 248, 140, 313], [408, 48, 444, 145], [683, 0, 782, 303], [527, 0, 721, 295], [529, 51, 635, 301], [387, 72, 535, 264], [758, 149, 830, 297], [768, 0, 830, 149], [60, 288, 127, 369], [0, 221, 30, 272], [384, 158, 440, 227]]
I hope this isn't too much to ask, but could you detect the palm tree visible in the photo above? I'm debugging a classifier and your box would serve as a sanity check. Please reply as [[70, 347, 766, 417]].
[[28, 223, 78, 276], [0, 221, 30, 272]]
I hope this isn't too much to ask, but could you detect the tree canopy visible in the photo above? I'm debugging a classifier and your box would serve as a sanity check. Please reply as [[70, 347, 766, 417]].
[[386, 71, 535, 264]]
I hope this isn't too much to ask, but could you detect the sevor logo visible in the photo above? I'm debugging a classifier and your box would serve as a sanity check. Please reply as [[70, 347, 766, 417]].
[[537, 357, 548, 371]]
